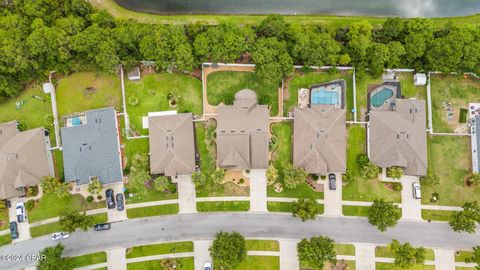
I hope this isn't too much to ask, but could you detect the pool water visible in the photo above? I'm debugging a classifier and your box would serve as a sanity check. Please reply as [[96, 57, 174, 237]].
[[371, 88, 394, 107], [311, 88, 338, 105]]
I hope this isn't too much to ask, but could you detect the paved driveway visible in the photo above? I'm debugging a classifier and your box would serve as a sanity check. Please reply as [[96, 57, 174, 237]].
[[8, 197, 31, 243], [354, 244, 375, 270], [279, 240, 299, 270], [194, 240, 212, 270], [107, 182, 127, 222], [173, 175, 197, 214], [249, 169, 267, 212], [323, 173, 342, 217], [400, 175, 422, 220], [107, 248, 126, 270]]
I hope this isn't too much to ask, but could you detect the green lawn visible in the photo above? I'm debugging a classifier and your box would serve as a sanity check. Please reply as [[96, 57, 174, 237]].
[[207, 71, 279, 116], [267, 202, 293, 213], [125, 73, 202, 135], [127, 241, 193, 258], [376, 246, 435, 260], [376, 263, 435, 270], [126, 204, 179, 218], [246, 240, 280, 251], [53, 150, 64, 180], [0, 209, 9, 231], [355, 71, 383, 121], [30, 213, 107, 237], [335, 244, 356, 256], [455, 251, 474, 263], [56, 72, 121, 119], [267, 184, 324, 199], [286, 70, 354, 120], [123, 137, 149, 167], [346, 125, 366, 176], [197, 201, 250, 212], [397, 72, 426, 99], [423, 136, 477, 206], [421, 209, 455, 222], [430, 74, 480, 133], [234, 256, 279, 270], [28, 193, 105, 223], [342, 205, 370, 217], [127, 257, 194, 270], [65, 252, 107, 268], [0, 234, 11, 247]]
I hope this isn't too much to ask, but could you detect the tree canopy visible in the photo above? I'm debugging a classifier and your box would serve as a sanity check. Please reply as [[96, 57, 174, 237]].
[[449, 201, 480, 233], [297, 236, 337, 270], [37, 244, 67, 270], [292, 197, 321, 222], [368, 198, 402, 232], [209, 231, 246, 270], [390, 240, 426, 268]]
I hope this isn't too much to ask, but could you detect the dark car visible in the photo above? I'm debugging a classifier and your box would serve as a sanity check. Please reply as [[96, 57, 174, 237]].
[[106, 189, 115, 209], [10, 222, 18, 240], [116, 193, 124, 211], [328, 174, 336, 190], [94, 223, 111, 231]]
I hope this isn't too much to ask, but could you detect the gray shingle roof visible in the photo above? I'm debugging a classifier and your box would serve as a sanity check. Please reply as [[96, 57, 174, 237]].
[[369, 99, 428, 176], [293, 105, 346, 175], [61, 107, 123, 185]]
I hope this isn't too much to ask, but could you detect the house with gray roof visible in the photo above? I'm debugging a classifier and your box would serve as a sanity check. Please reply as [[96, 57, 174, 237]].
[[149, 113, 196, 177], [368, 99, 428, 176], [0, 121, 51, 199], [293, 105, 346, 175], [61, 107, 123, 186], [216, 89, 269, 170]]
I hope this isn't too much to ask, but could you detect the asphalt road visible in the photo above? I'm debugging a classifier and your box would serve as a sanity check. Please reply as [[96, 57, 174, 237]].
[[1, 213, 479, 270]]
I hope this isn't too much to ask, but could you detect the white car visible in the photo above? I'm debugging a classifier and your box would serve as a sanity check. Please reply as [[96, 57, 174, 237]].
[[15, 202, 26, 223], [51, 232, 70, 241], [412, 182, 421, 199], [204, 262, 212, 270]]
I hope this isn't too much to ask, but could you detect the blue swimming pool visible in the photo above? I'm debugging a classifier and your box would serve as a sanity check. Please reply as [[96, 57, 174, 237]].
[[311, 88, 339, 105], [371, 88, 394, 107]]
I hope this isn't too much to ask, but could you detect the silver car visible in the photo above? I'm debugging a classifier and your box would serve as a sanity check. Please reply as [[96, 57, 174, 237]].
[[51, 232, 70, 241], [412, 182, 421, 199]]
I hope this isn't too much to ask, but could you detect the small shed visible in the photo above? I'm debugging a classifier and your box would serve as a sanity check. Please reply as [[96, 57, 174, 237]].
[[127, 67, 141, 81], [414, 73, 427, 86], [42, 83, 54, 94]]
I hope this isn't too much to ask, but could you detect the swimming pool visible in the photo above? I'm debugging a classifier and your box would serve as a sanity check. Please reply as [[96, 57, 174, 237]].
[[311, 87, 339, 105], [371, 87, 394, 108]]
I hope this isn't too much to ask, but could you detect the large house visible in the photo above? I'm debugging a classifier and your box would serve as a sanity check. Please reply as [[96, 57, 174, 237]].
[[293, 105, 346, 175], [149, 113, 196, 177], [0, 121, 51, 199], [216, 89, 269, 170], [368, 99, 428, 176], [61, 107, 123, 186]]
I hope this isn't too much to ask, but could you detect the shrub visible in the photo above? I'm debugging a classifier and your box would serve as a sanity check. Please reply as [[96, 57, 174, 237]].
[[300, 66, 312, 73], [327, 66, 339, 74], [223, 94, 234, 105], [311, 174, 319, 180], [86, 196, 94, 203], [239, 178, 245, 184], [17, 120, 27, 131], [28, 186, 39, 197], [25, 200, 35, 211], [97, 195, 103, 200], [356, 153, 370, 168], [392, 182, 402, 191], [320, 175, 326, 180]]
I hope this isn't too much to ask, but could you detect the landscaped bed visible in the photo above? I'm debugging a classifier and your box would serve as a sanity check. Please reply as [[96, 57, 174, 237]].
[[126, 204, 179, 218], [65, 252, 107, 269], [423, 136, 478, 206], [127, 257, 194, 270], [246, 240, 279, 251], [125, 72, 202, 135], [126, 241, 193, 258], [207, 71, 279, 116], [286, 69, 354, 120], [30, 213, 107, 238], [196, 201, 250, 212]]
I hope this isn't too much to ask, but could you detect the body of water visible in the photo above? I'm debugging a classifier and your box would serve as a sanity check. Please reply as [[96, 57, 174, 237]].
[[114, 0, 480, 18]]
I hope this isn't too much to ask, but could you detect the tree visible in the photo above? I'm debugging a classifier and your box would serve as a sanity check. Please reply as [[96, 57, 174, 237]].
[[377, 18, 405, 43], [367, 42, 390, 76], [419, 172, 440, 186], [209, 231, 246, 270], [256, 14, 288, 40], [283, 163, 308, 189], [153, 176, 170, 192], [251, 37, 293, 84], [390, 239, 426, 268], [449, 201, 480, 233], [346, 21, 373, 67], [211, 169, 226, 184], [87, 178, 103, 196], [192, 172, 209, 189], [356, 153, 370, 168], [386, 41, 406, 68], [361, 162, 381, 179], [59, 209, 94, 233], [465, 246, 480, 268], [387, 167, 404, 179], [367, 199, 401, 231], [128, 154, 151, 193], [40, 176, 70, 198], [37, 244, 67, 270], [297, 236, 337, 270], [292, 197, 321, 222]]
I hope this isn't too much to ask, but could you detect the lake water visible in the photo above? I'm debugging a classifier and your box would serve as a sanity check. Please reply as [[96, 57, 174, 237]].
[[114, 0, 480, 18]]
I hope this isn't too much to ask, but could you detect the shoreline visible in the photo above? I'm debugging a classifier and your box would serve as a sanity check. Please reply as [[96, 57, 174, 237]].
[[90, 0, 480, 26]]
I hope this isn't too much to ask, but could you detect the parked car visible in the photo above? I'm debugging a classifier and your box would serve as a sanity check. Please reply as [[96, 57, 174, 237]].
[[10, 222, 18, 240], [16, 202, 26, 223], [116, 193, 124, 211], [412, 182, 421, 199], [203, 262, 212, 270], [51, 232, 70, 241], [328, 174, 336, 190], [94, 223, 111, 231], [106, 189, 115, 209]]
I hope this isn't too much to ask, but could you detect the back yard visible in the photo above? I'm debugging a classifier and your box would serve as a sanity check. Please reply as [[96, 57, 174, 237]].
[[125, 72, 202, 135]]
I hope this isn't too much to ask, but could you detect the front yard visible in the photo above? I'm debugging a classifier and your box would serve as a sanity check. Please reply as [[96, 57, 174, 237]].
[[125, 72, 202, 135], [423, 136, 478, 206], [207, 71, 279, 116], [126, 204, 179, 219], [127, 257, 194, 270], [234, 256, 279, 270], [126, 241, 193, 258], [197, 201, 250, 212], [65, 252, 107, 269]]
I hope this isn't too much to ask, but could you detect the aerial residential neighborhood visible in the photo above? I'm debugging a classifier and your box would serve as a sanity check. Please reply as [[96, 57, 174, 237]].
[[0, 1, 480, 270]]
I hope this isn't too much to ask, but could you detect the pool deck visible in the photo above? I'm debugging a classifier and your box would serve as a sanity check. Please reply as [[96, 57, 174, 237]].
[[367, 82, 401, 112]]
